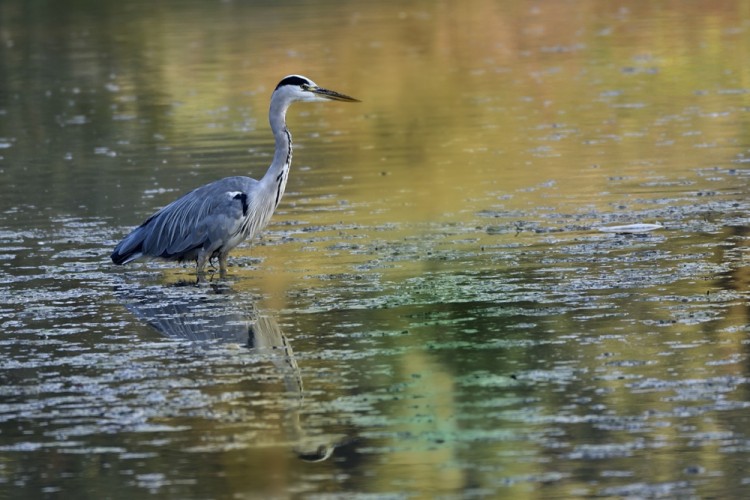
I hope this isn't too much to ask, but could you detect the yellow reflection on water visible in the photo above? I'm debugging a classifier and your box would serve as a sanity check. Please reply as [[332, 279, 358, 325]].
[[112, 0, 750, 354]]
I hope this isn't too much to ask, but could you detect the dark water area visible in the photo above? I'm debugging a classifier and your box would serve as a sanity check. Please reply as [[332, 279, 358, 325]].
[[2, 0, 750, 498]]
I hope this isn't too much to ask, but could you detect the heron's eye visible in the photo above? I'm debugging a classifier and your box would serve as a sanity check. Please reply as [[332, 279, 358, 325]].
[[301, 84, 311, 91]]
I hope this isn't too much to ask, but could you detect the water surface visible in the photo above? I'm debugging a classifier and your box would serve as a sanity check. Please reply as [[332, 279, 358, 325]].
[[2, 0, 750, 498]]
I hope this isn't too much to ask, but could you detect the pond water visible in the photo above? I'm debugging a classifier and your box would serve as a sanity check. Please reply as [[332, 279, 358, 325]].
[[2, 0, 750, 497]]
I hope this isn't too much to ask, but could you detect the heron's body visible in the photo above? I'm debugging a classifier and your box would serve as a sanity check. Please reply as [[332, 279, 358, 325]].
[[111, 75, 358, 279]]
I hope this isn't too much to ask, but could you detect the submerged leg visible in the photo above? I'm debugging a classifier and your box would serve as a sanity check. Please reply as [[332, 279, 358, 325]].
[[218, 252, 229, 278], [196, 252, 209, 283]]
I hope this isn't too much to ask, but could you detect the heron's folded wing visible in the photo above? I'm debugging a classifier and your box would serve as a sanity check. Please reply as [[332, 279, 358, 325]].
[[142, 186, 248, 258]]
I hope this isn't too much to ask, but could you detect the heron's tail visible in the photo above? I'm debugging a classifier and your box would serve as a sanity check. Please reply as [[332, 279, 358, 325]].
[[111, 226, 146, 265]]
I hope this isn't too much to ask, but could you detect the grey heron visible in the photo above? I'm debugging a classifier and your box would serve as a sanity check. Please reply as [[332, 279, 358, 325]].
[[111, 75, 359, 279]]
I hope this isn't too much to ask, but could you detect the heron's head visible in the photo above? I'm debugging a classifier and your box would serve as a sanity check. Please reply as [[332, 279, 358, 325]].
[[273, 75, 360, 104]]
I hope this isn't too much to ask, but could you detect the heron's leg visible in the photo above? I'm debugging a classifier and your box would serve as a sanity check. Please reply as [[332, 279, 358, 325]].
[[218, 252, 229, 278], [196, 252, 209, 283]]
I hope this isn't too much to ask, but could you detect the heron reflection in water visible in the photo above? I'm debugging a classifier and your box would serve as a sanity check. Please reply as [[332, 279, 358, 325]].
[[117, 281, 335, 461]]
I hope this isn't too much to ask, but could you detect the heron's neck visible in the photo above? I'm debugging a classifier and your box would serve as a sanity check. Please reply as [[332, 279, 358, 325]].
[[262, 99, 293, 208]]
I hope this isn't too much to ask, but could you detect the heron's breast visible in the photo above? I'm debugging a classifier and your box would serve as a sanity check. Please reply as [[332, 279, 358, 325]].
[[227, 200, 275, 247]]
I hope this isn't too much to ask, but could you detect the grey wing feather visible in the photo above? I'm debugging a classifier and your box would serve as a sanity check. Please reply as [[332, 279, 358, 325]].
[[112, 177, 256, 263], [147, 178, 252, 256]]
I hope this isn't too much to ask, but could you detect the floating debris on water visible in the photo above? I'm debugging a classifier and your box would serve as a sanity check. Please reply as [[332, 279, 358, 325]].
[[597, 223, 664, 234]]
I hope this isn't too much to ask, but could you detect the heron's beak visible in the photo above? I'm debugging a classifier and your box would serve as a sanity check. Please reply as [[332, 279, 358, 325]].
[[311, 86, 360, 102]]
